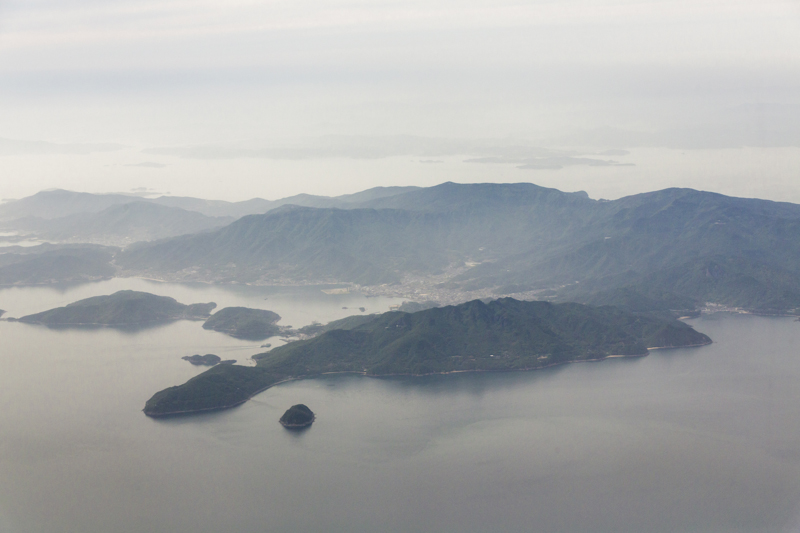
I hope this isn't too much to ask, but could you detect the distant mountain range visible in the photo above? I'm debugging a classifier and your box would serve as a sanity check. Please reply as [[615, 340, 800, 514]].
[[6, 202, 234, 246], [0, 186, 421, 247], [115, 183, 592, 285], [115, 182, 800, 314], [3, 182, 800, 314], [0, 186, 421, 221]]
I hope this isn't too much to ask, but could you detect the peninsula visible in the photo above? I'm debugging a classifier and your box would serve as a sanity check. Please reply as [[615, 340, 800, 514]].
[[15, 290, 216, 327], [143, 298, 711, 417]]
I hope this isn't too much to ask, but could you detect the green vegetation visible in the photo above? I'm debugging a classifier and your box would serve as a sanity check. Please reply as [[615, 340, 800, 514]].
[[143, 298, 711, 417], [577, 287, 699, 320], [182, 354, 221, 366], [279, 404, 315, 428], [143, 365, 283, 416], [202, 307, 281, 340], [295, 314, 376, 336], [16, 290, 216, 326], [254, 298, 710, 376]]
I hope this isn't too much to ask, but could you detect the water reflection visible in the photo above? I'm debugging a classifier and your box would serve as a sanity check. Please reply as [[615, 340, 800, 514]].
[[282, 424, 313, 438], [12, 319, 197, 335], [366, 358, 615, 397]]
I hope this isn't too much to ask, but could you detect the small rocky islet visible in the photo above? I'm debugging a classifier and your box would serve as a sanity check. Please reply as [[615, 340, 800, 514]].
[[183, 354, 219, 366], [182, 354, 236, 366], [279, 404, 315, 428]]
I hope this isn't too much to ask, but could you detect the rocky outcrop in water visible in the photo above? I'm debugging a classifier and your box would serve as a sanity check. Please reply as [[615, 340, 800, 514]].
[[279, 404, 315, 428], [182, 354, 221, 366]]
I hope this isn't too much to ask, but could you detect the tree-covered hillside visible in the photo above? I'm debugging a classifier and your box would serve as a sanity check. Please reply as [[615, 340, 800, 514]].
[[143, 298, 710, 416], [202, 307, 282, 340], [116, 183, 800, 313], [254, 298, 710, 376], [15, 290, 216, 326]]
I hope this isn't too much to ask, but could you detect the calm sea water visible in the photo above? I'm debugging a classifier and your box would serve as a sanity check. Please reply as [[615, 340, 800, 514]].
[[1, 280, 800, 533]]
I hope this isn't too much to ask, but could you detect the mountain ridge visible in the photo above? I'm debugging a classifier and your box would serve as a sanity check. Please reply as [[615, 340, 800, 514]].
[[5, 182, 800, 314], [114, 183, 800, 313]]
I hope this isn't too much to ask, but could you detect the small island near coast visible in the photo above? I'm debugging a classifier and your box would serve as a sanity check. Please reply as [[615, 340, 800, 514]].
[[143, 298, 711, 417], [11, 290, 216, 327], [182, 354, 221, 366], [202, 307, 282, 340], [279, 404, 315, 428]]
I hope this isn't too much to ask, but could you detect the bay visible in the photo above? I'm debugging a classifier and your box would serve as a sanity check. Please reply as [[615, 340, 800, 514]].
[[1, 280, 800, 532]]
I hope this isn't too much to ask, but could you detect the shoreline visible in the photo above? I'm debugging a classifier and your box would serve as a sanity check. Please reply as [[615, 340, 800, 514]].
[[11, 317, 209, 327], [144, 342, 711, 418], [279, 414, 316, 428], [4, 273, 799, 319], [647, 340, 713, 350]]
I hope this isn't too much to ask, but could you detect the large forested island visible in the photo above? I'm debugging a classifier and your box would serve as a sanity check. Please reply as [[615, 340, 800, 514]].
[[202, 307, 282, 340], [143, 298, 711, 417], [14, 290, 216, 327]]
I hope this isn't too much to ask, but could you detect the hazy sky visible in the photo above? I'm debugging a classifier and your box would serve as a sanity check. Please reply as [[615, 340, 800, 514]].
[[1, 0, 799, 202]]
